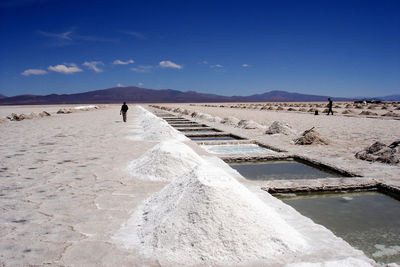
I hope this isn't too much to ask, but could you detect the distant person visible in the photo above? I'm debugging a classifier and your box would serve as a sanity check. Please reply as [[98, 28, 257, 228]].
[[327, 98, 333, 115], [120, 102, 129, 122]]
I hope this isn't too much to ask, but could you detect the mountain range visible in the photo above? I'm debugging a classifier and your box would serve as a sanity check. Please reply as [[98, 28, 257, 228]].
[[0, 87, 398, 105]]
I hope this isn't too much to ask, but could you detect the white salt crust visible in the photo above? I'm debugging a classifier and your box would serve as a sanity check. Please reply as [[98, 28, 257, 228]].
[[127, 106, 189, 141], [126, 140, 204, 182], [114, 160, 309, 265]]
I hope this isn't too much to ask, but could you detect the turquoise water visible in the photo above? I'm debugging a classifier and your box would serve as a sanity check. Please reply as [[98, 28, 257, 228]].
[[191, 136, 238, 141], [280, 191, 400, 265], [202, 144, 275, 154]]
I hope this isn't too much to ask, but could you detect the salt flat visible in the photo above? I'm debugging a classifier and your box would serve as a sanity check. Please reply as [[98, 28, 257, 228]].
[[160, 103, 400, 188], [0, 104, 391, 265]]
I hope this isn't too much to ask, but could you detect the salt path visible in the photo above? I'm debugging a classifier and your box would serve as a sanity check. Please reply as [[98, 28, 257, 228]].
[[0, 104, 375, 266]]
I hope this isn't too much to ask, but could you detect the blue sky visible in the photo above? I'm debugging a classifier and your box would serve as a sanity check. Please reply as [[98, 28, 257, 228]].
[[0, 0, 399, 97]]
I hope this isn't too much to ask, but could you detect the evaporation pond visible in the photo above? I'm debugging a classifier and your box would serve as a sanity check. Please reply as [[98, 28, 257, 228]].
[[191, 136, 237, 141], [280, 191, 400, 264], [230, 159, 342, 180], [201, 144, 275, 154]]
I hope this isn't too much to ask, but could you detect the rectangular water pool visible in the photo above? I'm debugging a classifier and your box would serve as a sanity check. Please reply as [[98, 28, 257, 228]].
[[190, 135, 242, 141], [201, 144, 275, 155], [179, 128, 222, 132], [229, 159, 343, 180], [168, 121, 198, 125], [172, 124, 207, 127], [164, 119, 191, 122], [279, 191, 400, 265]]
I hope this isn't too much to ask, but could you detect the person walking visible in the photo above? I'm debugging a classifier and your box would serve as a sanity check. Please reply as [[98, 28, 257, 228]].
[[327, 98, 333, 115], [120, 102, 129, 122]]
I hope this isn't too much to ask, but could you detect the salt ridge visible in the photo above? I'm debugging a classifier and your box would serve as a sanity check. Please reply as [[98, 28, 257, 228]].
[[126, 140, 204, 182], [128, 106, 188, 141], [114, 160, 308, 265]]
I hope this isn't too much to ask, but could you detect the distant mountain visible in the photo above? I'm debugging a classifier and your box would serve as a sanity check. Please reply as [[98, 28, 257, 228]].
[[233, 90, 350, 102], [379, 95, 400, 101], [0, 86, 397, 105], [0, 87, 232, 105], [0, 94, 7, 99]]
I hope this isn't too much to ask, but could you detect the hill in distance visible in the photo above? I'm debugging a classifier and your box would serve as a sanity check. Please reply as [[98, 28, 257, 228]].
[[0, 86, 397, 105]]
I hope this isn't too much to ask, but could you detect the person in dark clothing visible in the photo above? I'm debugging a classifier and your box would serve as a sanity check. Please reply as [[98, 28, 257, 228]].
[[327, 98, 333, 115], [120, 102, 129, 122]]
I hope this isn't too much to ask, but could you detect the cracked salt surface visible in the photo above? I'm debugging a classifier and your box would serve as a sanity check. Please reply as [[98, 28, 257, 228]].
[[0, 105, 378, 266]]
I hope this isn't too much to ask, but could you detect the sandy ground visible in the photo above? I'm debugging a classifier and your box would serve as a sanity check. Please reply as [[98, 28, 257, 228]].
[[0, 104, 393, 266]]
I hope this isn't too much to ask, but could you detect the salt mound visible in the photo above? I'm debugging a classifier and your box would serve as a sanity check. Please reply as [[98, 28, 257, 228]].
[[57, 108, 73, 114], [126, 140, 204, 181], [221, 116, 240, 125], [294, 127, 329, 145], [266, 121, 294, 135], [196, 112, 214, 121], [114, 161, 307, 265], [382, 111, 400, 117], [355, 141, 399, 165], [342, 109, 355, 114], [237, 119, 264, 129], [129, 106, 189, 141], [359, 111, 378, 116], [38, 111, 51, 117]]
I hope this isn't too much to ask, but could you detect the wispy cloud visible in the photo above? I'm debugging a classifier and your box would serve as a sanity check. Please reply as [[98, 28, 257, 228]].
[[131, 65, 153, 73], [201, 60, 208, 64], [242, 64, 249, 67], [48, 63, 83, 74], [210, 64, 224, 72], [83, 61, 104, 72], [38, 29, 117, 45], [138, 82, 143, 87], [21, 68, 48, 76], [38, 30, 72, 40], [120, 30, 146, 39], [117, 83, 124, 87], [159, 60, 182, 69], [113, 59, 134, 65]]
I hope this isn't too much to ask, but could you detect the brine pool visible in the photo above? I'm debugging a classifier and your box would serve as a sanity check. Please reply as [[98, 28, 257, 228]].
[[201, 144, 275, 154], [191, 136, 239, 141], [230, 159, 343, 180], [279, 191, 400, 265]]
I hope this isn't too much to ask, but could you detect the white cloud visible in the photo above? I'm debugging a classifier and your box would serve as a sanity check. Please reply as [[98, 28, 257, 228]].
[[211, 64, 223, 68], [242, 64, 249, 67], [38, 29, 117, 44], [138, 82, 143, 87], [120, 31, 146, 39], [113, 59, 135, 65], [131, 65, 153, 73], [38, 30, 73, 40], [21, 68, 48, 76], [83, 61, 104, 72], [48, 63, 83, 74], [202, 60, 208, 64], [159, 60, 182, 69], [117, 83, 124, 87]]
